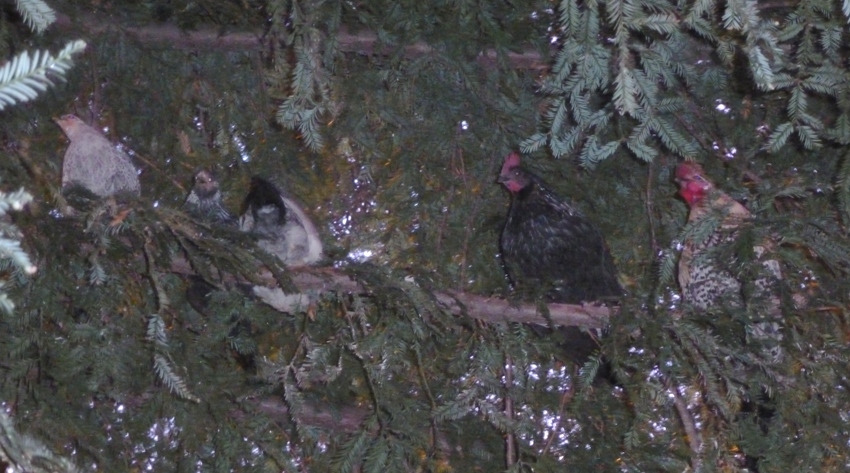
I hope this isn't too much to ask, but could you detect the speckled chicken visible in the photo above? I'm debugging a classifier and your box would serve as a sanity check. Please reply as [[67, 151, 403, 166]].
[[183, 170, 236, 226], [675, 162, 782, 310], [55, 114, 140, 197], [676, 162, 751, 308], [676, 162, 787, 471], [498, 152, 621, 304], [675, 162, 785, 362]]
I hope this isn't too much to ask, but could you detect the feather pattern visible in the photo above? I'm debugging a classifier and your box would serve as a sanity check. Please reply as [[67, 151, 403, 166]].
[[678, 189, 750, 308], [56, 114, 140, 197]]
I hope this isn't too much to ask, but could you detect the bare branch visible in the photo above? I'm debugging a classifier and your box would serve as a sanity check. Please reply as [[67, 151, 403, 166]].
[[54, 12, 551, 69], [171, 259, 613, 328]]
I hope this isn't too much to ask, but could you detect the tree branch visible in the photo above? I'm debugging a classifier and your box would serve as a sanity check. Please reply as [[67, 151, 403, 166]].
[[171, 259, 613, 328], [667, 379, 703, 469], [282, 267, 612, 328], [54, 12, 551, 69]]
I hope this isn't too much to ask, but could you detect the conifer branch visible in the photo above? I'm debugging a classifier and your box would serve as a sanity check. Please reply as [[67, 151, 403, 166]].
[[144, 232, 200, 403], [0, 40, 86, 111], [153, 353, 200, 403], [0, 411, 82, 473], [14, 0, 56, 34], [837, 151, 850, 231], [0, 187, 36, 315], [54, 13, 551, 68]]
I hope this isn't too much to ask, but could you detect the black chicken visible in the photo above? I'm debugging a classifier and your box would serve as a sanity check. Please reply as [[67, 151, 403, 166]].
[[498, 152, 621, 304], [498, 152, 622, 378]]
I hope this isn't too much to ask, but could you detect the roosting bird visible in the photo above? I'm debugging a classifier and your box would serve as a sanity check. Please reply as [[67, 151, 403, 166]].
[[675, 163, 787, 473], [239, 176, 323, 267], [183, 170, 236, 225], [55, 114, 141, 197], [498, 152, 622, 304], [675, 161, 781, 310], [183, 174, 323, 315], [498, 152, 622, 377]]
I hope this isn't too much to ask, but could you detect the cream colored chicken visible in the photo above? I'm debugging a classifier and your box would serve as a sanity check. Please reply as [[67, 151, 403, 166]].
[[55, 114, 140, 197]]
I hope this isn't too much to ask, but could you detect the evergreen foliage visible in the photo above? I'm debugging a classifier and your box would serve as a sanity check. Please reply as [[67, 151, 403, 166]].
[[0, 410, 80, 473], [0, 40, 86, 111], [14, 0, 56, 34], [0, 0, 848, 472]]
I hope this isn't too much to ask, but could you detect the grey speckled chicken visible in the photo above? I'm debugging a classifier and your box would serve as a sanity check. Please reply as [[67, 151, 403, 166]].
[[183, 170, 236, 226], [239, 176, 323, 267], [55, 114, 141, 197]]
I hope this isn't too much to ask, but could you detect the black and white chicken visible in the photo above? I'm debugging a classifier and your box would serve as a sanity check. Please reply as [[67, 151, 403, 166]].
[[239, 176, 323, 267]]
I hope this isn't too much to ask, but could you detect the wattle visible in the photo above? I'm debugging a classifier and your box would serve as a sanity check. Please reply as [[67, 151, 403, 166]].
[[504, 180, 525, 193], [679, 183, 704, 207]]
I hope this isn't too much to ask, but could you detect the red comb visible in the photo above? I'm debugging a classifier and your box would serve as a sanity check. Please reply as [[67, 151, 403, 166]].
[[501, 152, 521, 175]]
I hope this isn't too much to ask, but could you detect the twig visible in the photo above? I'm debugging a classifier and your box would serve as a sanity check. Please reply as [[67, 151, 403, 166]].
[[458, 197, 481, 293], [415, 348, 440, 458], [132, 151, 188, 193], [504, 354, 516, 468], [434, 188, 453, 254], [646, 160, 658, 255], [667, 378, 703, 470]]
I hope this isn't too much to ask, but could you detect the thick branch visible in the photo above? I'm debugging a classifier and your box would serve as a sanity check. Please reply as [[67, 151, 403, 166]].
[[245, 397, 368, 432], [431, 290, 611, 328], [54, 13, 550, 69], [667, 379, 703, 470], [172, 259, 613, 328], [264, 267, 612, 328]]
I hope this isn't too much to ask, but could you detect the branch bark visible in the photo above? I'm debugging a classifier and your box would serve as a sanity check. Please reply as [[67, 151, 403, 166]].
[[54, 12, 551, 69], [271, 267, 612, 328], [667, 379, 703, 470], [172, 259, 613, 328]]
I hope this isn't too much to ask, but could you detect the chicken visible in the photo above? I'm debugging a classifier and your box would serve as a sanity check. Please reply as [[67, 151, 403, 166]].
[[498, 152, 621, 304], [675, 162, 753, 309], [675, 162, 781, 310], [675, 162, 784, 363], [183, 174, 323, 315], [238, 177, 323, 267], [183, 170, 236, 226], [498, 152, 622, 379], [675, 163, 789, 472], [55, 114, 140, 197]]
